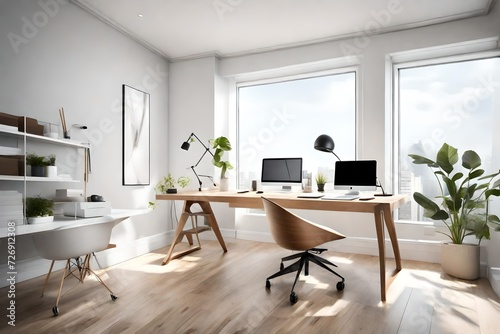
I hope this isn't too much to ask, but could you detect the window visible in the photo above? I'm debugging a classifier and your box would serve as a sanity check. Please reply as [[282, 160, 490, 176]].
[[237, 71, 356, 189], [395, 55, 500, 221]]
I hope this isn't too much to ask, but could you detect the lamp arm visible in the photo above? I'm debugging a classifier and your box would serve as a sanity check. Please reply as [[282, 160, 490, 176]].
[[332, 151, 341, 161], [189, 166, 203, 191]]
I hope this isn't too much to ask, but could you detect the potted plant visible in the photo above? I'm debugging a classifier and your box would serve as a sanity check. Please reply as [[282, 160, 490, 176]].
[[315, 172, 327, 192], [209, 136, 233, 191], [156, 173, 190, 194], [44, 154, 57, 178], [26, 196, 54, 224], [408, 143, 500, 279], [26, 153, 46, 177]]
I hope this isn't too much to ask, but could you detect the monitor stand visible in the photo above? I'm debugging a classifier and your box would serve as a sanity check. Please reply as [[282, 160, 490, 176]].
[[345, 190, 360, 196], [280, 186, 292, 192]]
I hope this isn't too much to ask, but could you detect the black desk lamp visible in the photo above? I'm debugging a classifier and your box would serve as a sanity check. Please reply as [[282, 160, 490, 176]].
[[181, 133, 217, 191], [314, 134, 341, 161]]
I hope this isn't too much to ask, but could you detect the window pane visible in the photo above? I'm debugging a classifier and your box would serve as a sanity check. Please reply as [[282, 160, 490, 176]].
[[238, 72, 356, 189], [398, 57, 500, 221]]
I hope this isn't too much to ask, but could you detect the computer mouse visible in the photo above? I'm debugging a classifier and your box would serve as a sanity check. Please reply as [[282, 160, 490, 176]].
[[256, 191, 264, 194]]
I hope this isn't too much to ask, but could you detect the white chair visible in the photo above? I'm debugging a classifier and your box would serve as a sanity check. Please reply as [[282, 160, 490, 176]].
[[32, 219, 118, 316]]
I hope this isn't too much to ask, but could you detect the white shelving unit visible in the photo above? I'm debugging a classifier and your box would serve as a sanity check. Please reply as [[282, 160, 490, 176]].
[[0, 119, 90, 225]]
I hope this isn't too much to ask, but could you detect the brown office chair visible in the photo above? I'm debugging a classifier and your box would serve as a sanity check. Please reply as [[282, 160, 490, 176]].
[[262, 197, 346, 304]]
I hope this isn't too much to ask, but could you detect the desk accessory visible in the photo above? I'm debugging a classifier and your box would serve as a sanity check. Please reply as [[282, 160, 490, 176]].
[[314, 134, 341, 161], [181, 132, 217, 191]]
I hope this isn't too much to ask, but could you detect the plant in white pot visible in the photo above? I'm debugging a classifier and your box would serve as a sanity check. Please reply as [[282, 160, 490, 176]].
[[44, 154, 57, 178], [409, 143, 500, 279], [209, 136, 233, 191], [26, 196, 54, 224]]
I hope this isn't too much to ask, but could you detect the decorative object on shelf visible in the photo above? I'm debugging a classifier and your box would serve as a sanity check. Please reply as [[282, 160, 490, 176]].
[[409, 143, 500, 280], [44, 154, 57, 178], [26, 153, 46, 177], [181, 133, 217, 191], [58, 107, 70, 139], [209, 136, 233, 191], [156, 173, 190, 194], [314, 134, 341, 161], [122, 85, 150, 186], [26, 196, 54, 224], [315, 172, 327, 192]]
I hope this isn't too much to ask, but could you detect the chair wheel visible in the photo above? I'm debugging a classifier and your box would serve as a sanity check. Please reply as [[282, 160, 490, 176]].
[[266, 280, 271, 289], [280, 262, 284, 270], [290, 292, 298, 304], [336, 281, 345, 291], [111, 294, 118, 301], [52, 306, 59, 316]]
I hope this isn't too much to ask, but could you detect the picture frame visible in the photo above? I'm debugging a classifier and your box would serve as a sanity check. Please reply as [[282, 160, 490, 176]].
[[122, 84, 150, 186]]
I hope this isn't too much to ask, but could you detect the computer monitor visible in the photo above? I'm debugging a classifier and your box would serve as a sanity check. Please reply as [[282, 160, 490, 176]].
[[334, 160, 377, 195], [261, 158, 303, 191]]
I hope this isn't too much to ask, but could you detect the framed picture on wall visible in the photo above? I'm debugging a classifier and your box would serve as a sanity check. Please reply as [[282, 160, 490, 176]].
[[122, 84, 150, 186]]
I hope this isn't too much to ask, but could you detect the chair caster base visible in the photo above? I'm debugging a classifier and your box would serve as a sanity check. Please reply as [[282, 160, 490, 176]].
[[265, 280, 271, 289], [336, 281, 345, 291], [111, 294, 118, 301]]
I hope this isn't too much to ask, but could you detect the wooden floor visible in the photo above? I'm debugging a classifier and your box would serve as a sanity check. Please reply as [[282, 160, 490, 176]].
[[3, 239, 500, 334]]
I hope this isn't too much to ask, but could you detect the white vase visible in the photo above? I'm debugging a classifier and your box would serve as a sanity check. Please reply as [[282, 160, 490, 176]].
[[219, 178, 229, 191], [441, 242, 480, 280], [28, 216, 54, 224], [45, 165, 57, 178]]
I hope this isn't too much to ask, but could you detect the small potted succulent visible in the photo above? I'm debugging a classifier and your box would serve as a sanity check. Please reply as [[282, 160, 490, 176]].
[[315, 172, 328, 192]]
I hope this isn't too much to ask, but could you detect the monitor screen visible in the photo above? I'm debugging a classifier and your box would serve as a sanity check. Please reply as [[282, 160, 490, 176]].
[[334, 160, 377, 193], [261, 158, 303, 187]]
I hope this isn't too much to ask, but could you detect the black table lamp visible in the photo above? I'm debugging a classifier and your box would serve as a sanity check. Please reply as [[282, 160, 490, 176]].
[[314, 134, 341, 161], [182, 133, 217, 191]]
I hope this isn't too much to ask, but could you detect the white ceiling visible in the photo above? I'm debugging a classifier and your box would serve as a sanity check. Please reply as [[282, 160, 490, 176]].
[[73, 0, 495, 61]]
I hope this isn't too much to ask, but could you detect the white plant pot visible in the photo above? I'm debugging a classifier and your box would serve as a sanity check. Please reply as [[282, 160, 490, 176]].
[[219, 178, 229, 191], [45, 165, 57, 178], [28, 216, 54, 224], [441, 242, 480, 280]]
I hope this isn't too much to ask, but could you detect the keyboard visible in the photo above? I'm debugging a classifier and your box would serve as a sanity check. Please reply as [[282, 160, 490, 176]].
[[321, 194, 360, 201]]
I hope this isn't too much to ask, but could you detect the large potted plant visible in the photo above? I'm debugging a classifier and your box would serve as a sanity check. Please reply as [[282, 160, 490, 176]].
[[408, 143, 500, 279], [209, 136, 233, 191]]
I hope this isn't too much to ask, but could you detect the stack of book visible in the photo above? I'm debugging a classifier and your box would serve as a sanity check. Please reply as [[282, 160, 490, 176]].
[[54, 188, 84, 202], [0, 191, 24, 227]]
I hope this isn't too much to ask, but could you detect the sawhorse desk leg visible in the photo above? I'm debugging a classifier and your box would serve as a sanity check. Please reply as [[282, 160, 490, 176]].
[[162, 200, 228, 265], [374, 204, 402, 302]]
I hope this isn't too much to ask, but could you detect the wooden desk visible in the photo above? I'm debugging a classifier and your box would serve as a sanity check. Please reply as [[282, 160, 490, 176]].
[[156, 191, 408, 302]]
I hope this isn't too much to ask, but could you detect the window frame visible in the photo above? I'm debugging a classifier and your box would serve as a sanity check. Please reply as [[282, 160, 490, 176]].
[[392, 49, 500, 223], [235, 66, 360, 189]]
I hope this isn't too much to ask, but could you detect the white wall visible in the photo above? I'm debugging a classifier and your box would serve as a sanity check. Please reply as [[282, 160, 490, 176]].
[[168, 4, 500, 277], [0, 0, 170, 284]]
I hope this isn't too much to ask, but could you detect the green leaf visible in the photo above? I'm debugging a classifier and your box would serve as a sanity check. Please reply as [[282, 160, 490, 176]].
[[408, 154, 436, 166], [436, 143, 458, 174], [413, 192, 449, 220], [462, 150, 481, 170]]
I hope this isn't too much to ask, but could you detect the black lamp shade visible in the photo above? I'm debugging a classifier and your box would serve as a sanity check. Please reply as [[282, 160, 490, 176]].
[[181, 141, 190, 150], [314, 134, 335, 153]]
